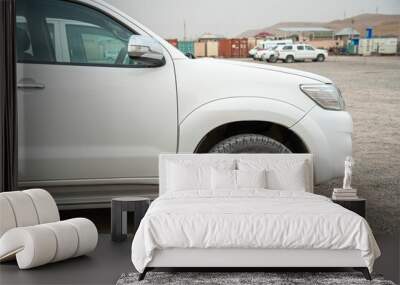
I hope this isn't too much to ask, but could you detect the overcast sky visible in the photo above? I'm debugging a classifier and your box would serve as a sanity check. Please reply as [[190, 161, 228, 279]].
[[106, 0, 400, 39]]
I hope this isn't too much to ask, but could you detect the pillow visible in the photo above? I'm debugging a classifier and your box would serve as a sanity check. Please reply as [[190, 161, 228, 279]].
[[165, 159, 235, 192], [238, 159, 308, 191], [236, 169, 267, 189], [211, 168, 236, 190], [211, 168, 268, 191], [166, 162, 210, 191]]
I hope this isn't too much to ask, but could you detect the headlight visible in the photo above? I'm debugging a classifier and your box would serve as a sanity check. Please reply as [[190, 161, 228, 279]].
[[300, 84, 345, 110]]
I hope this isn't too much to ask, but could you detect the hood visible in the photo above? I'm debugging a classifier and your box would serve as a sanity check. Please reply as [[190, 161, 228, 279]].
[[174, 58, 333, 122], [220, 59, 332, 83]]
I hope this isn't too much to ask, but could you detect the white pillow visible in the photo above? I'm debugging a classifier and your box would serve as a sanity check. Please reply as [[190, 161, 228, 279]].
[[166, 162, 210, 191], [238, 159, 308, 191], [211, 168, 236, 190], [236, 169, 267, 189], [211, 169, 268, 191], [166, 160, 235, 192]]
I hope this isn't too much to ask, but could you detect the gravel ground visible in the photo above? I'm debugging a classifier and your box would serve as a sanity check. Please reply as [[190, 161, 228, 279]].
[[238, 56, 400, 234]]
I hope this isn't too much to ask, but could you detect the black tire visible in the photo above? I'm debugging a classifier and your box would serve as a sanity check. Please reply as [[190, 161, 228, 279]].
[[268, 55, 277, 63], [285, 55, 294, 63], [316, 54, 325, 62], [209, 134, 291, 154]]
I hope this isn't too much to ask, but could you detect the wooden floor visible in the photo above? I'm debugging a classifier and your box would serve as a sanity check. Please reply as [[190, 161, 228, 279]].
[[1, 233, 398, 285]]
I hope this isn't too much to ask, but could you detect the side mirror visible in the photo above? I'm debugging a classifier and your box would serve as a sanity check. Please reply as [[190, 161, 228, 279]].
[[127, 35, 165, 67]]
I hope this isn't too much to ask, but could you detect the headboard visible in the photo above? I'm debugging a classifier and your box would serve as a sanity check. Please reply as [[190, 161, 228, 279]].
[[159, 153, 314, 195]]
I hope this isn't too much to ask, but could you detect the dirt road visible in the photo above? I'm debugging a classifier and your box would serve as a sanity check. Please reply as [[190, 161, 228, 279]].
[[240, 56, 400, 233]]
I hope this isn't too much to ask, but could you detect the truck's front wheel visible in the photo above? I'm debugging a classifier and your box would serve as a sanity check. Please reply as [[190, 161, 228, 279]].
[[268, 55, 277, 63], [285, 55, 294, 63], [208, 134, 291, 153], [316, 54, 325, 62]]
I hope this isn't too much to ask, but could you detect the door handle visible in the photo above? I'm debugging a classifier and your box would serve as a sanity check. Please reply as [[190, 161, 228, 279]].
[[17, 78, 45, 89]]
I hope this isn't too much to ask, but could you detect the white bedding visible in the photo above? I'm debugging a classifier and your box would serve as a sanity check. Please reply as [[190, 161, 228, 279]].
[[131, 190, 380, 273]]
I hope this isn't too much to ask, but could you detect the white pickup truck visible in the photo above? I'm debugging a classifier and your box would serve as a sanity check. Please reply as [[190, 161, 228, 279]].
[[277, 44, 328, 63], [16, 0, 351, 207]]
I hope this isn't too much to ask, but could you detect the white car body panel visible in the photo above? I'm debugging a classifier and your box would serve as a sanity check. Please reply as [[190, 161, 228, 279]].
[[291, 107, 353, 182], [16, 0, 352, 202], [174, 58, 329, 122], [179, 97, 305, 152], [17, 61, 178, 181]]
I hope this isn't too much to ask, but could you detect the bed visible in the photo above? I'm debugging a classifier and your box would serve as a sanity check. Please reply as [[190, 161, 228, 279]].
[[131, 154, 380, 280]]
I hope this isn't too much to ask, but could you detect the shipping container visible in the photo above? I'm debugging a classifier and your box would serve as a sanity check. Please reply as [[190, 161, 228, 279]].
[[166, 39, 178, 48], [373, 38, 398, 54], [178, 41, 195, 55], [358, 39, 373, 55], [206, 41, 219, 57], [239, 38, 248, 57], [359, 38, 398, 55], [247, 37, 256, 50], [218, 39, 232, 58], [231, 39, 241, 57], [194, 42, 206, 57]]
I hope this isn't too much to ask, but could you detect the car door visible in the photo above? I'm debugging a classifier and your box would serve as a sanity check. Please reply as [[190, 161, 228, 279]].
[[295, 45, 306, 60], [305, 45, 316, 59], [16, 0, 178, 184]]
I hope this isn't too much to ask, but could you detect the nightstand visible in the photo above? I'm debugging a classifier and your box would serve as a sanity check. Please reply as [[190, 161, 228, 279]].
[[111, 197, 151, 242], [332, 198, 366, 218]]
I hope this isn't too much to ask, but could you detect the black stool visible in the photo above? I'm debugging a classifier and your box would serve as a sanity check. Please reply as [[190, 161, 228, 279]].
[[111, 197, 150, 242]]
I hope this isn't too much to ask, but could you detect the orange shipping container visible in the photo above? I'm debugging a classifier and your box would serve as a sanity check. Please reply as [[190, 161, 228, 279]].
[[239, 38, 248, 58], [231, 39, 241, 58], [218, 39, 232, 58]]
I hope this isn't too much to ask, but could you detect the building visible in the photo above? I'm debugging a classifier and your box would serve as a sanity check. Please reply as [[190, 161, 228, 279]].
[[276, 27, 334, 41], [198, 33, 225, 42], [335, 28, 361, 41], [255, 31, 274, 39]]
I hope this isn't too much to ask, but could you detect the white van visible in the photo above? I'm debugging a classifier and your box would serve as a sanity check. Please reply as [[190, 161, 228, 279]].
[[16, 0, 351, 207], [249, 39, 293, 58]]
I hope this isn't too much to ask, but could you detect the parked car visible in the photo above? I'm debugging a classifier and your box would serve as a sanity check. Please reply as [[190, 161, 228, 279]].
[[16, 0, 351, 207], [277, 44, 328, 63], [259, 46, 279, 62], [249, 39, 293, 58], [248, 46, 263, 58], [253, 48, 268, 60]]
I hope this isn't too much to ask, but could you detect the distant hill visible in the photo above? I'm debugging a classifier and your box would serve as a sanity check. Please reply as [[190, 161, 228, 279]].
[[238, 14, 400, 38]]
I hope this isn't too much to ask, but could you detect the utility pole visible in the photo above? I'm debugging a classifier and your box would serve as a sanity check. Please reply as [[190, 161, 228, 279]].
[[183, 19, 187, 41]]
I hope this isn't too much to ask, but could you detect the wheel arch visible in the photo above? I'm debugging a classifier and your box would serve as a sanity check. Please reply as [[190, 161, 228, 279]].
[[178, 97, 310, 154], [194, 120, 308, 153]]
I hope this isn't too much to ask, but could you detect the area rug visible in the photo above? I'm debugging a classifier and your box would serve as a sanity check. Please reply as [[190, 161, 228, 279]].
[[116, 272, 396, 285]]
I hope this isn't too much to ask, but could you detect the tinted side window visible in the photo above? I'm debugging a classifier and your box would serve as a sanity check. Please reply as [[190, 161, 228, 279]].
[[16, 0, 141, 66], [283, 45, 293, 50], [16, 16, 34, 61], [297, 45, 304, 50], [306, 46, 315, 51]]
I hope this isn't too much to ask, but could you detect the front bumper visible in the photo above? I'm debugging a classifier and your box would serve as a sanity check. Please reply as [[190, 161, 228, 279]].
[[290, 106, 353, 184]]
